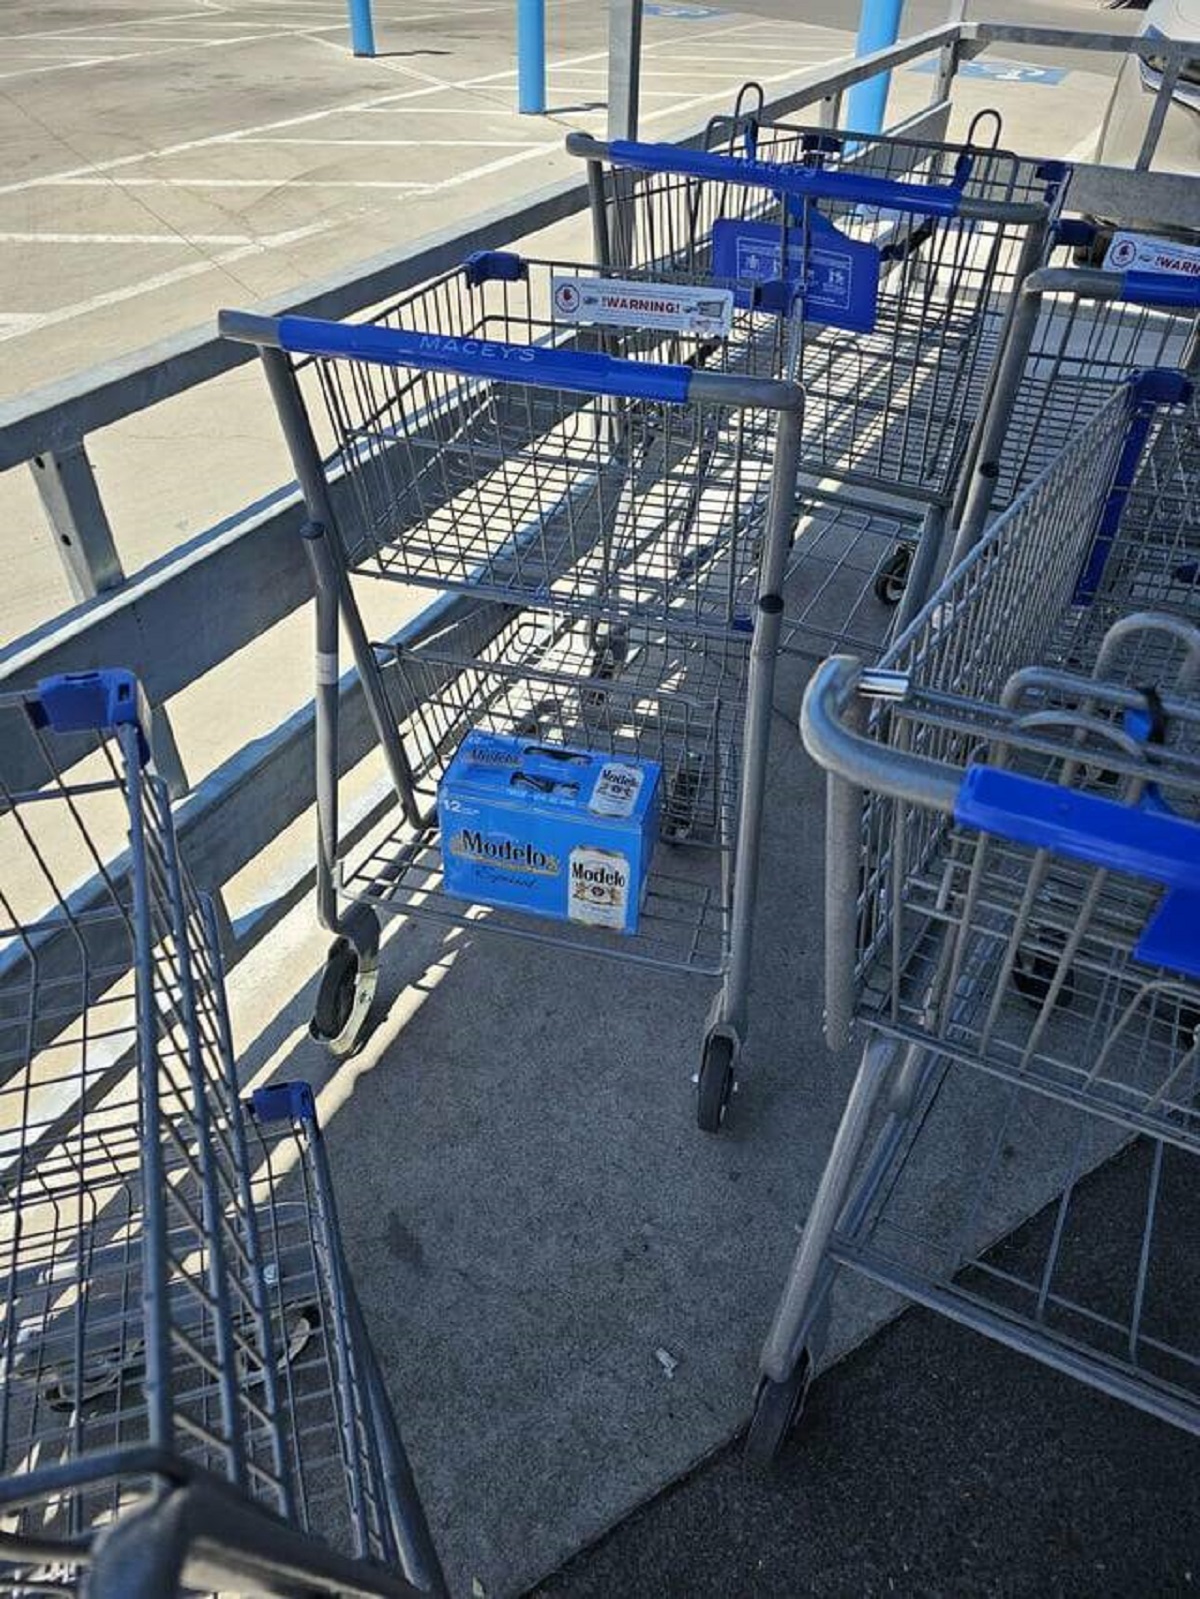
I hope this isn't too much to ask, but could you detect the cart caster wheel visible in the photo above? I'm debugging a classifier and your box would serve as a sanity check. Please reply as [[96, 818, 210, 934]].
[[310, 910, 380, 1058], [745, 1351, 812, 1469], [874, 544, 914, 606], [696, 1033, 736, 1133]]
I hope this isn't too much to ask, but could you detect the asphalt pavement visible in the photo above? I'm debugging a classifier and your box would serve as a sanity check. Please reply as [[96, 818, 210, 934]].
[[530, 1138, 1199, 1597]]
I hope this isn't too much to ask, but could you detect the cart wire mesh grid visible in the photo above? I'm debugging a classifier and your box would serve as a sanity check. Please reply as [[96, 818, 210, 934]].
[[579, 127, 1057, 501], [805, 375, 1200, 1432], [994, 284, 1199, 510], [339, 608, 748, 974], [854, 380, 1200, 1151], [296, 258, 794, 637], [0, 681, 290, 1591], [0, 684, 421, 1595]]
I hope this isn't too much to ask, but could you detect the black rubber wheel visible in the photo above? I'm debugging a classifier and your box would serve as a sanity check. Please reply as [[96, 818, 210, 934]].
[[745, 1350, 812, 1469], [873, 544, 914, 606], [696, 1034, 735, 1133], [313, 940, 360, 1040]]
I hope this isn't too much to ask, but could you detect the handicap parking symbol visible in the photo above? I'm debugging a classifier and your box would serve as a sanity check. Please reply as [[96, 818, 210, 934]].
[[909, 56, 1066, 86]]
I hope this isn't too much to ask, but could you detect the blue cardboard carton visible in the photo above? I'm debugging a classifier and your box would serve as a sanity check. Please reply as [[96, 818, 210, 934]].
[[438, 732, 661, 933]]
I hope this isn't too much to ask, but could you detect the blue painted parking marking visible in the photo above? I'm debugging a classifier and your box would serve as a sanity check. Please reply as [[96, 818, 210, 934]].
[[644, 4, 725, 18], [910, 57, 1067, 85]]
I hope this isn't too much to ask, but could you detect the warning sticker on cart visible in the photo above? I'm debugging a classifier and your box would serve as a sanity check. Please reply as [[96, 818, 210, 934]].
[[711, 215, 880, 334], [1103, 230, 1200, 279], [551, 276, 733, 336]]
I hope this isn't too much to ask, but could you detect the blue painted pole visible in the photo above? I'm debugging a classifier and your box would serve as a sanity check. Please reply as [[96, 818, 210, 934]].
[[518, 0, 546, 114], [845, 0, 904, 135], [348, 0, 376, 57]]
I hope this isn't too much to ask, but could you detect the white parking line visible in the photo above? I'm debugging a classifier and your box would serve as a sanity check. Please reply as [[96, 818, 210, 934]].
[[45, 143, 558, 195], [0, 80, 448, 195], [49, 176, 433, 189], [0, 8, 216, 39], [237, 137, 549, 147], [0, 230, 291, 244], [360, 105, 531, 115], [0, 25, 345, 82], [0, 222, 332, 344]]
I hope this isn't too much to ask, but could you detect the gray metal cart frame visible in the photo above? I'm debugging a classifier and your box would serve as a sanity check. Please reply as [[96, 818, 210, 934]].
[[747, 365, 1200, 1464], [567, 129, 1056, 648], [949, 265, 1200, 568], [0, 673, 442, 1596], [222, 272, 805, 1130]]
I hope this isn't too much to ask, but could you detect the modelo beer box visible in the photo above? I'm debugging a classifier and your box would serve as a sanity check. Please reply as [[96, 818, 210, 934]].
[[438, 732, 661, 933]]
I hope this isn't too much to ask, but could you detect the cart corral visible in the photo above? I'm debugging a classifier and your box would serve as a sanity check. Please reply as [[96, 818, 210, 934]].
[[1, 14, 1199, 1596]]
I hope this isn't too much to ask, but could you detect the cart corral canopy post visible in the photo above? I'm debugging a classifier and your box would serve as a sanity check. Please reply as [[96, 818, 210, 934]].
[[518, 0, 547, 113], [846, 0, 906, 134], [348, 0, 376, 57]]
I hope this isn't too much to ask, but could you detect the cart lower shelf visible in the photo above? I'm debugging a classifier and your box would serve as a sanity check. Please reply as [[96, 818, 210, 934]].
[[340, 816, 731, 974]]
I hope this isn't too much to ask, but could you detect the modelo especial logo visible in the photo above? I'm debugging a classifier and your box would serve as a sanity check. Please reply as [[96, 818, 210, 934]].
[[450, 829, 560, 875]]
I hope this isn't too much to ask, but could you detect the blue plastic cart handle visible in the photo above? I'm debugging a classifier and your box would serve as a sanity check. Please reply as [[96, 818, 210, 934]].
[[30, 669, 151, 762], [955, 765, 1200, 978], [276, 314, 692, 403], [955, 767, 1200, 891], [606, 139, 965, 217], [1121, 270, 1200, 311]]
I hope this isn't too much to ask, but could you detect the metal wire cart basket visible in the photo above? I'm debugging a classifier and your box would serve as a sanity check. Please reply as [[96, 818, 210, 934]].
[[747, 357, 1200, 1466], [223, 259, 805, 1130], [0, 671, 442, 1597], [567, 124, 1060, 648]]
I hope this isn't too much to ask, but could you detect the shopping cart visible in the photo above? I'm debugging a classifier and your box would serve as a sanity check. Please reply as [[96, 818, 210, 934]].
[[566, 129, 1057, 650], [222, 270, 804, 1129], [746, 367, 1200, 1466], [949, 265, 1200, 566], [0, 671, 442, 1596], [700, 87, 1044, 207]]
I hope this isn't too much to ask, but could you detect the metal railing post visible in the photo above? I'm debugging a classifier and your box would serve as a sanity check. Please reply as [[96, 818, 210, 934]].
[[29, 439, 189, 798], [845, 0, 905, 134], [608, 0, 644, 142]]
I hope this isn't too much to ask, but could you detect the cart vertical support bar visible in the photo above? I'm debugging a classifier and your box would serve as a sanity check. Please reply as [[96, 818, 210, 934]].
[[349, 0, 376, 56], [299, 1118, 376, 1564], [201, 893, 296, 1519], [156, 791, 249, 1490], [1136, 51, 1181, 170], [946, 211, 1052, 548], [716, 403, 802, 1043], [258, 347, 423, 827], [822, 685, 868, 1051], [846, 0, 905, 136], [518, 0, 546, 114], [760, 1036, 894, 1384], [302, 522, 343, 933], [892, 502, 946, 637], [122, 722, 175, 1455], [945, 276, 1045, 571], [585, 158, 614, 270], [608, 0, 644, 142]]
